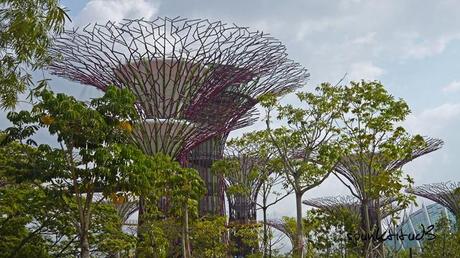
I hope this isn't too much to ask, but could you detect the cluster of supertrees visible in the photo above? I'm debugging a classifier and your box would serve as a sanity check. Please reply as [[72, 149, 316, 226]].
[[47, 16, 309, 254], [45, 16, 459, 257]]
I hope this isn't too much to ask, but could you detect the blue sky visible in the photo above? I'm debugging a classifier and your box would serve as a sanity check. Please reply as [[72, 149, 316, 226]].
[[2, 0, 460, 234]]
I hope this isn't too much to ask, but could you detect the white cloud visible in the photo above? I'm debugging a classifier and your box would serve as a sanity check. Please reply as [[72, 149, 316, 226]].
[[351, 32, 376, 45], [295, 16, 353, 42], [403, 34, 460, 59], [404, 103, 460, 135], [442, 80, 460, 93], [74, 0, 159, 26], [348, 62, 384, 81]]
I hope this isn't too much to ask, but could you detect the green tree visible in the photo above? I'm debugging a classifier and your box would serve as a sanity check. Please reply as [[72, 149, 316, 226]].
[[335, 80, 426, 257], [190, 216, 230, 257], [421, 216, 460, 258], [261, 83, 345, 257], [0, 0, 69, 109], [134, 154, 205, 258], [3, 86, 145, 258]]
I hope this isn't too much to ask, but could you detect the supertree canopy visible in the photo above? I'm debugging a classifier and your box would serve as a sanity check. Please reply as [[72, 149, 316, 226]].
[[334, 138, 444, 200], [407, 182, 460, 220], [303, 196, 402, 221], [47, 17, 309, 163]]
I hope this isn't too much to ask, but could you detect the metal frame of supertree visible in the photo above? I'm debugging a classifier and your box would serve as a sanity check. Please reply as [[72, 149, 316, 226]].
[[334, 138, 444, 201], [218, 141, 268, 257], [188, 109, 259, 216], [407, 181, 460, 221], [266, 219, 296, 250], [303, 195, 402, 221]]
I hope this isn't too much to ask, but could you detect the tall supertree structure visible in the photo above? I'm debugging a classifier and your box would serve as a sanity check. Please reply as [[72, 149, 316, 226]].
[[47, 17, 309, 240], [188, 91, 259, 216], [213, 142, 267, 257], [407, 182, 460, 227], [222, 155, 261, 224], [47, 17, 309, 162], [303, 196, 360, 216], [333, 138, 443, 253]]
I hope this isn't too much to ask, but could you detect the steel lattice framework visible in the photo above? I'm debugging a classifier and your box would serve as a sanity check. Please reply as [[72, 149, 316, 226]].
[[303, 195, 402, 220], [407, 182, 460, 219], [47, 17, 309, 163], [266, 219, 296, 249], [189, 136, 227, 216], [334, 138, 444, 200]]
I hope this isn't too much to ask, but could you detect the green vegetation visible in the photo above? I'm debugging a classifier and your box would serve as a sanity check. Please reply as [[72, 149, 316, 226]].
[[0, 1, 458, 257]]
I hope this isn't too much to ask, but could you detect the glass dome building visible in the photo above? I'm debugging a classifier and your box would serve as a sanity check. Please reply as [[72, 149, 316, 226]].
[[385, 203, 456, 251]]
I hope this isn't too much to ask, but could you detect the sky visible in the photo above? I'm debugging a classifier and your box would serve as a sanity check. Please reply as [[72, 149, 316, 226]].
[[2, 0, 460, 242]]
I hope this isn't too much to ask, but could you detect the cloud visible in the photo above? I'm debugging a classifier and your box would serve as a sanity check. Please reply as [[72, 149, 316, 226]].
[[442, 80, 460, 93], [404, 103, 460, 135], [295, 16, 353, 42], [403, 34, 460, 59], [351, 32, 377, 45], [348, 62, 385, 81], [74, 0, 159, 26]]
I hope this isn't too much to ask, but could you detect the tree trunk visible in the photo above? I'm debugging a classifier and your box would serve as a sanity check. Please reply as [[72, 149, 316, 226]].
[[263, 207, 268, 258], [294, 191, 304, 258], [135, 195, 146, 258], [80, 230, 90, 258], [182, 202, 191, 258], [375, 200, 383, 257], [361, 200, 373, 258], [80, 197, 91, 258]]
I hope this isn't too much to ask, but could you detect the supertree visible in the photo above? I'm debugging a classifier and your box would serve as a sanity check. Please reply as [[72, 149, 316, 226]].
[[266, 219, 297, 252], [407, 181, 460, 226], [47, 17, 308, 163], [303, 195, 402, 220], [188, 135, 228, 216], [188, 91, 259, 216], [211, 140, 269, 256], [109, 194, 139, 225], [333, 137, 443, 254], [303, 196, 361, 216], [222, 151, 262, 223], [47, 17, 309, 255]]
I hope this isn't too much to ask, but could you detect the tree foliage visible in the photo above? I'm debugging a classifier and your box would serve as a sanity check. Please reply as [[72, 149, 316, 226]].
[[261, 82, 346, 257], [1, 86, 150, 257], [0, 0, 69, 109]]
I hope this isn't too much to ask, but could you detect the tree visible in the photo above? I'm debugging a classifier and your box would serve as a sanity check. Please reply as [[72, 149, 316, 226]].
[[0, 0, 69, 109], [421, 216, 460, 258], [190, 217, 230, 258], [334, 80, 440, 257], [131, 152, 204, 258], [0, 140, 138, 257], [261, 83, 345, 257], [3, 86, 148, 258]]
